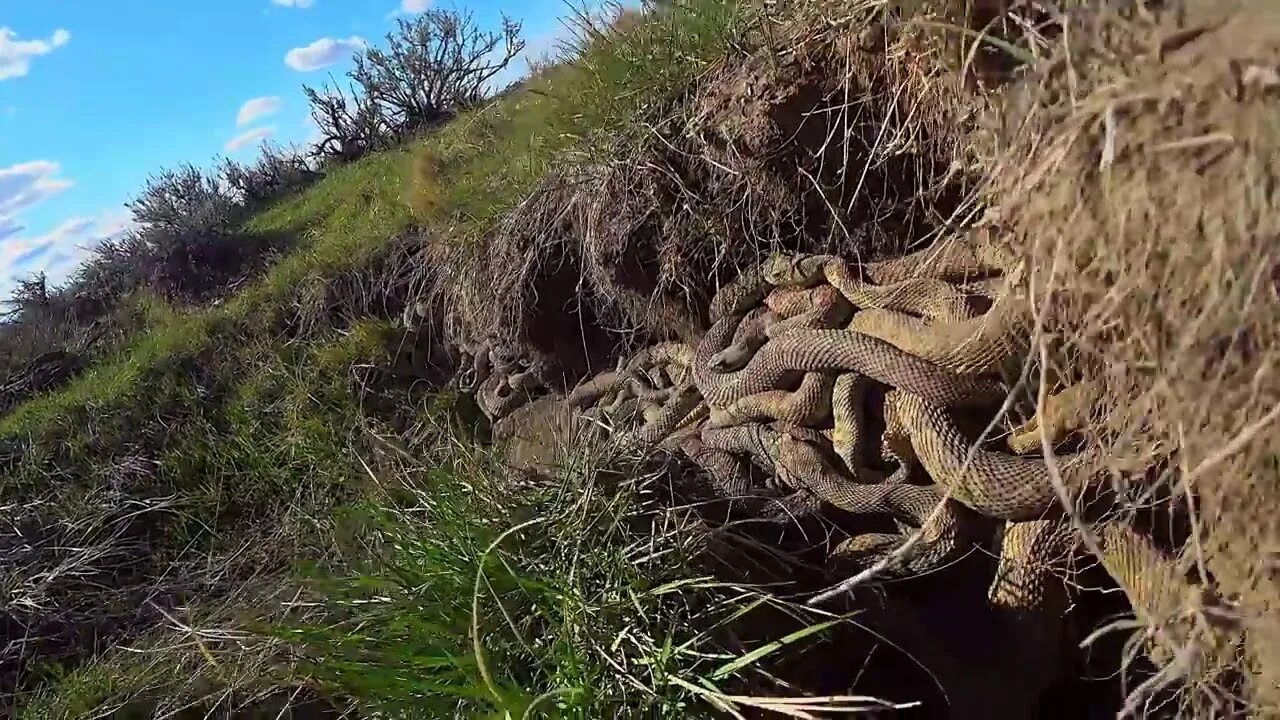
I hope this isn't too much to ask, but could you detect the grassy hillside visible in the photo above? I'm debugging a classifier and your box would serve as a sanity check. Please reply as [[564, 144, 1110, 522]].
[[4, 2, 789, 716], [7, 0, 1280, 717]]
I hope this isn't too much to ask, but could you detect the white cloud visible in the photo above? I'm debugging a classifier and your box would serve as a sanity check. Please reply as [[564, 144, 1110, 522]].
[[225, 126, 276, 153], [284, 36, 366, 71], [0, 160, 72, 217], [386, 0, 430, 18], [236, 96, 282, 127], [0, 215, 23, 241], [0, 161, 78, 294], [24, 217, 94, 249], [0, 210, 132, 294], [272, 0, 315, 7], [0, 27, 71, 81]]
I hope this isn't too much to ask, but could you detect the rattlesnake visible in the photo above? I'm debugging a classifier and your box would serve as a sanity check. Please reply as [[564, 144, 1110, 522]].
[[694, 320, 1005, 409], [884, 390, 1094, 521], [491, 235, 1216, 711]]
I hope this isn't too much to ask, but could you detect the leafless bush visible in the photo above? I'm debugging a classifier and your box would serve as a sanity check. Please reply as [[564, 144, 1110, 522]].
[[305, 81, 394, 163], [304, 9, 525, 162], [69, 231, 152, 307], [0, 275, 97, 380], [352, 10, 525, 134], [128, 164, 240, 237], [221, 143, 320, 208]]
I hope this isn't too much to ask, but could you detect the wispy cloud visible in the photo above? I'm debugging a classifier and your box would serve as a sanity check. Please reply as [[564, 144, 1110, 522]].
[[387, 0, 431, 18], [0, 27, 71, 81], [236, 96, 282, 127], [0, 211, 132, 294], [284, 36, 366, 71], [271, 0, 315, 7], [0, 216, 23, 241], [0, 160, 72, 217], [225, 127, 276, 153]]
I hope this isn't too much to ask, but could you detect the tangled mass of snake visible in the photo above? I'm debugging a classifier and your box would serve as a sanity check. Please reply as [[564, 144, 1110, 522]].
[[454, 230, 1230, 709]]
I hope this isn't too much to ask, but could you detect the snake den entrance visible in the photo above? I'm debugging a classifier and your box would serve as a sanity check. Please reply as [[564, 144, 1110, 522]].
[[395, 1, 1280, 718]]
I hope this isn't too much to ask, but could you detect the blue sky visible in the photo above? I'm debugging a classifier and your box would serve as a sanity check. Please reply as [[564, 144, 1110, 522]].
[[0, 0, 584, 296]]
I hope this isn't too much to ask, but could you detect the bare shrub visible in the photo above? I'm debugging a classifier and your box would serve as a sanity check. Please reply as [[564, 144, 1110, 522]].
[[128, 164, 239, 236], [221, 143, 320, 208], [0, 275, 102, 387], [305, 81, 394, 163], [305, 9, 525, 162], [353, 10, 525, 134]]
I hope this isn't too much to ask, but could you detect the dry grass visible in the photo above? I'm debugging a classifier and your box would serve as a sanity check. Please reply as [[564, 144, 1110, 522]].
[[984, 0, 1280, 714], [426, 0, 983, 382]]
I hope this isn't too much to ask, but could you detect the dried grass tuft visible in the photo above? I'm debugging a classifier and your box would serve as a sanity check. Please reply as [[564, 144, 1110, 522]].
[[433, 0, 982, 383], [984, 0, 1280, 713]]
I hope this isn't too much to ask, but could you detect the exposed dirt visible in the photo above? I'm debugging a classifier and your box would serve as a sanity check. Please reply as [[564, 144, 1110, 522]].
[[985, 0, 1280, 713], [430, 5, 978, 386], [416, 0, 1280, 716]]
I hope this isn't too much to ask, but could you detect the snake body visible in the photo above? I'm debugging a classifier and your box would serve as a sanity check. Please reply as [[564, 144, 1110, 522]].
[[695, 322, 1004, 410], [700, 422, 973, 577], [708, 266, 771, 322], [985, 519, 1076, 715], [765, 285, 840, 318], [829, 373, 870, 474], [707, 372, 834, 428], [888, 391, 1090, 521], [1007, 381, 1100, 454], [505, 239, 1226, 710], [709, 307, 777, 372], [846, 293, 1025, 375]]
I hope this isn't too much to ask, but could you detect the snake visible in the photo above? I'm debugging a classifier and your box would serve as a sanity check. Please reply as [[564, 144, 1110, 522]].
[[761, 285, 852, 337], [828, 494, 979, 579], [1095, 523, 1239, 679], [767, 256, 989, 323], [845, 290, 1026, 375], [983, 519, 1077, 715], [1007, 381, 1100, 454], [885, 390, 1093, 521], [765, 285, 844, 318], [709, 307, 777, 372], [710, 284, 856, 372], [694, 316, 1006, 410], [775, 427, 979, 577], [763, 234, 1006, 289], [707, 372, 835, 428], [828, 373, 871, 474], [701, 422, 972, 577], [479, 351, 543, 420], [708, 265, 772, 322]]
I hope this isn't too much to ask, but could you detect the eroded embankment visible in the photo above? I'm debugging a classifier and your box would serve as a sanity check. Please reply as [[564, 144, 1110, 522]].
[[410, 1, 1280, 715]]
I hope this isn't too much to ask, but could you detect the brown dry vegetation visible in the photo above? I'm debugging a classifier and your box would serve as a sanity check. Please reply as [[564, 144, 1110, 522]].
[[412, 0, 1280, 714], [425, 0, 980, 385], [988, 1, 1280, 712]]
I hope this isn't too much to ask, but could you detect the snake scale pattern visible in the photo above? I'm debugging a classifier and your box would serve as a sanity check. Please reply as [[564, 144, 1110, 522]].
[[465, 231, 1223, 714]]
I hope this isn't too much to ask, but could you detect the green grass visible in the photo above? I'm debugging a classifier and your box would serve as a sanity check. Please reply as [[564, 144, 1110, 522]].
[[272, 438, 839, 719], [407, 0, 749, 243], [0, 1, 805, 716]]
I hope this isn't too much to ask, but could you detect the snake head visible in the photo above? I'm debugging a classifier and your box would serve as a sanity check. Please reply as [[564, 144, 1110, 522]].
[[706, 407, 734, 428], [708, 346, 751, 373], [761, 252, 797, 285], [763, 253, 830, 288]]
